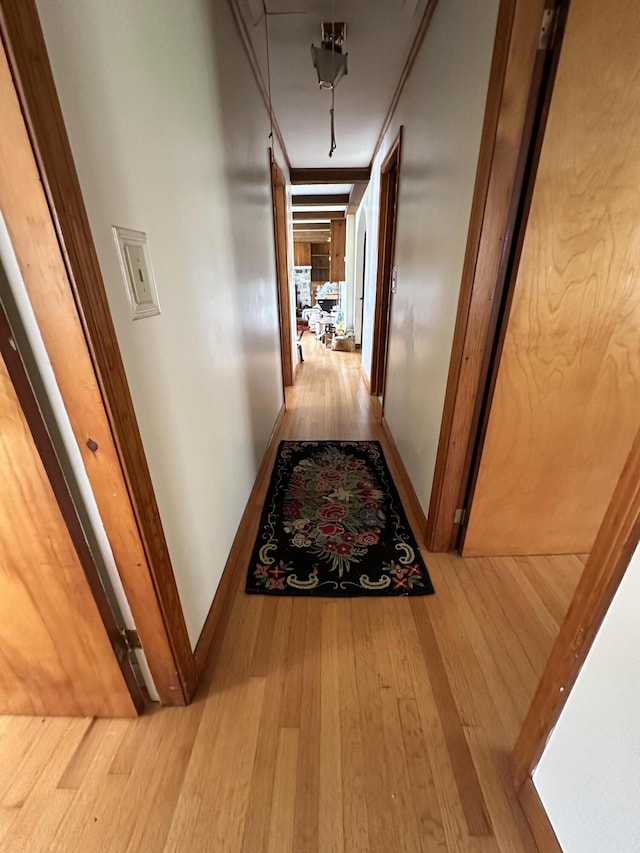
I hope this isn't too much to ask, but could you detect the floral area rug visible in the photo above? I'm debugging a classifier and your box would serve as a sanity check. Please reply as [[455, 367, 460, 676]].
[[245, 440, 435, 597]]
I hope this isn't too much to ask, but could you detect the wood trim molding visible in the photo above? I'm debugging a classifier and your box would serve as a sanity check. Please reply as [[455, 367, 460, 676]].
[[370, 0, 439, 164], [226, 0, 292, 172], [293, 211, 345, 221], [271, 155, 294, 387], [518, 778, 562, 853], [292, 194, 350, 207], [512, 426, 640, 792], [194, 404, 286, 675], [381, 416, 428, 537], [290, 167, 371, 185], [425, 0, 548, 551], [360, 364, 371, 393], [370, 129, 403, 396], [0, 1, 197, 703]]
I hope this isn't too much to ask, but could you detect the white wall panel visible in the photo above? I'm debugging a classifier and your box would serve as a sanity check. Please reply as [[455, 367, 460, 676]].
[[359, 0, 499, 512], [38, 0, 285, 646], [534, 543, 640, 852]]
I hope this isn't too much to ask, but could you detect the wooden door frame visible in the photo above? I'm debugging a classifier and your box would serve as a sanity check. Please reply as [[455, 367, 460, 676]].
[[512, 426, 640, 843], [0, 1, 196, 704], [370, 128, 402, 397], [270, 153, 294, 388], [0, 300, 145, 715], [425, 0, 565, 551]]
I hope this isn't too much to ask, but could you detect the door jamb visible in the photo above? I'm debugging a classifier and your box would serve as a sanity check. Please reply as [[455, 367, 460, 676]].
[[370, 128, 402, 398], [512, 425, 640, 812], [270, 152, 294, 388], [425, 0, 561, 551], [0, 0, 196, 703]]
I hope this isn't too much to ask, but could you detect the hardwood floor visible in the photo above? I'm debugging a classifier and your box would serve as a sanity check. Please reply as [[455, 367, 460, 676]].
[[0, 335, 583, 852]]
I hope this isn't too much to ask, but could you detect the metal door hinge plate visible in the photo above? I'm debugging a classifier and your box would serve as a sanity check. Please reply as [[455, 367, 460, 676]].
[[454, 508, 468, 526], [112, 628, 142, 663], [538, 7, 558, 51]]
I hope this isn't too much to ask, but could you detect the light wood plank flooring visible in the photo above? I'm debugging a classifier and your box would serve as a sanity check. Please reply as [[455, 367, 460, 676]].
[[0, 335, 584, 852]]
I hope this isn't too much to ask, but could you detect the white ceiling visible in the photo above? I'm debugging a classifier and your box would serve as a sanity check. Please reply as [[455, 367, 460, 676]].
[[291, 183, 353, 195], [234, 0, 429, 167]]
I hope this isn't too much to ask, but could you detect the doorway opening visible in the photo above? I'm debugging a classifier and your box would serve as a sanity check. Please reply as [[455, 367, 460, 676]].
[[369, 130, 402, 398], [290, 177, 365, 376], [271, 154, 294, 388]]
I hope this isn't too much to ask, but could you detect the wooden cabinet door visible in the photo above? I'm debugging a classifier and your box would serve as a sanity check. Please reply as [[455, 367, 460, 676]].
[[463, 0, 640, 556], [0, 312, 139, 716], [294, 242, 311, 266], [330, 219, 346, 282], [311, 243, 330, 282]]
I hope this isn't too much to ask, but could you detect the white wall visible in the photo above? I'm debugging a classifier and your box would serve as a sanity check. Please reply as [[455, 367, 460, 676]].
[[533, 542, 640, 852], [344, 213, 357, 331], [359, 0, 499, 511], [37, 0, 285, 647]]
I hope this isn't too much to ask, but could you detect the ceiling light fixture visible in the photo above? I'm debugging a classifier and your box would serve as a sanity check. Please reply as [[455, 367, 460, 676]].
[[311, 22, 348, 158]]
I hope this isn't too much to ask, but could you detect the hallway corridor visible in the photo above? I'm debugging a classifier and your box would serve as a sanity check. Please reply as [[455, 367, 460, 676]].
[[0, 349, 583, 852]]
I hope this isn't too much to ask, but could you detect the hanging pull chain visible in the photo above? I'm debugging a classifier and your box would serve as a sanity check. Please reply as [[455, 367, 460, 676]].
[[329, 6, 337, 158], [329, 86, 337, 158]]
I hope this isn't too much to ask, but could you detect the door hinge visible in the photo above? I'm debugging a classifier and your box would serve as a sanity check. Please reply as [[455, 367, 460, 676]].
[[538, 7, 558, 51], [454, 507, 468, 526], [112, 628, 142, 663]]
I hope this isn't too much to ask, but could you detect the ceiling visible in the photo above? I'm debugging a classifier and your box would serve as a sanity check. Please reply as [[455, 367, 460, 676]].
[[234, 0, 430, 168]]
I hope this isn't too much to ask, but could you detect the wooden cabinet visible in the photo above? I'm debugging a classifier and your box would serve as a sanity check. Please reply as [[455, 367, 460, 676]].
[[330, 219, 346, 282], [294, 242, 311, 266], [311, 242, 330, 282]]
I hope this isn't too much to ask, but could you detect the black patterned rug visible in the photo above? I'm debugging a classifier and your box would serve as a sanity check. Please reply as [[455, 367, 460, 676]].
[[245, 440, 435, 597]]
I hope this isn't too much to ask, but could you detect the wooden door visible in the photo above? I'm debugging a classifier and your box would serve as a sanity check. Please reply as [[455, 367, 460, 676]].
[[464, 0, 640, 556], [0, 306, 140, 716]]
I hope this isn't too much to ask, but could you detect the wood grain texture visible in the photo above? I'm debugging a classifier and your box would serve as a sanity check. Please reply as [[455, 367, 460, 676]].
[[271, 158, 294, 387], [290, 167, 371, 184], [381, 414, 429, 538], [0, 325, 136, 717], [293, 228, 331, 241], [0, 335, 582, 849], [294, 211, 344, 222], [465, 0, 640, 555], [426, 0, 546, 552], [518, 779, 562, 853], [330, 218, 346, 282], [0, 3, 195, 702], [293, 243, 311, 267], [292, 194, 350, 207], [513, 425, 640, 792]]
